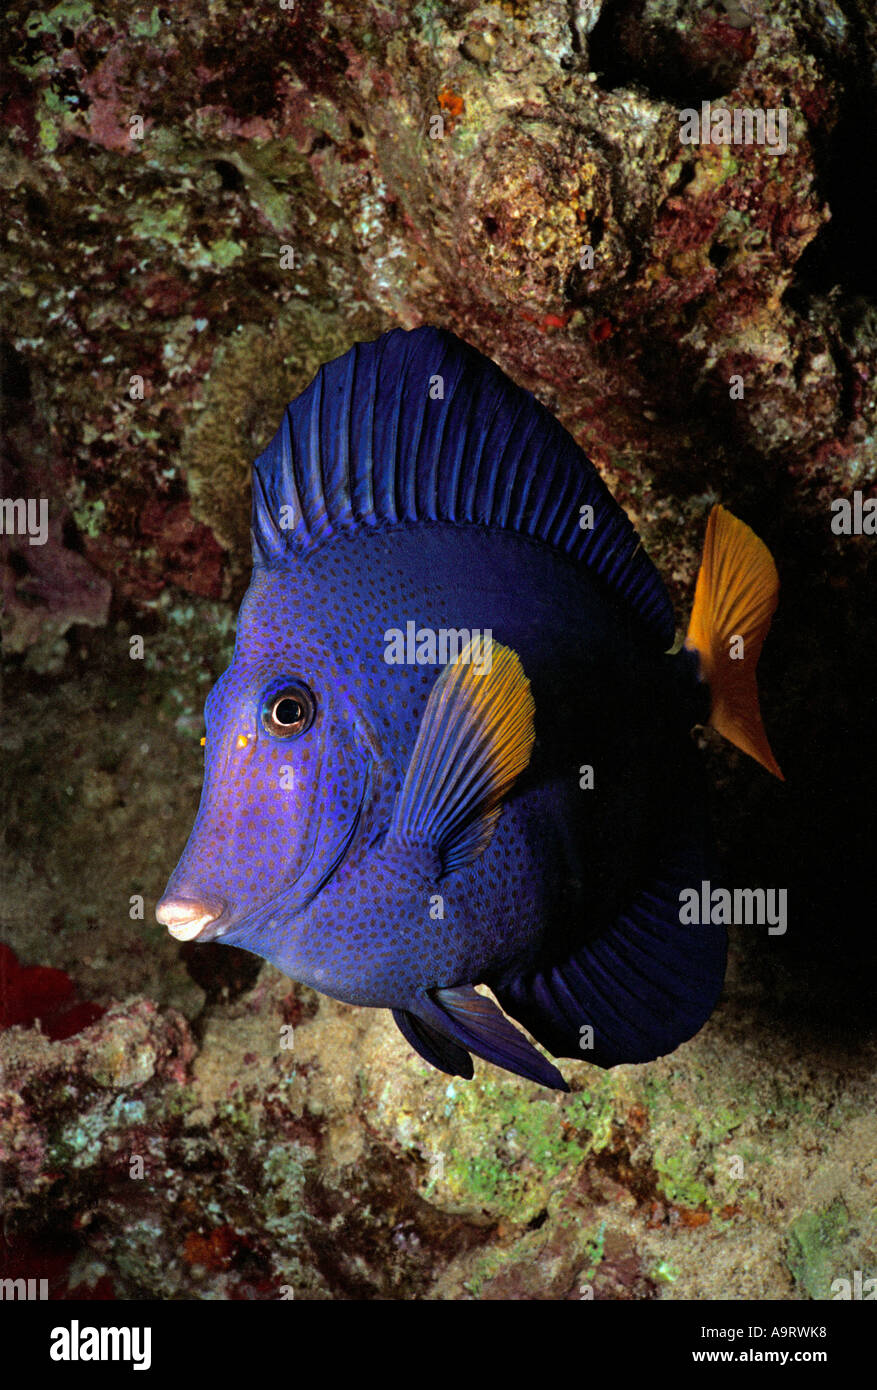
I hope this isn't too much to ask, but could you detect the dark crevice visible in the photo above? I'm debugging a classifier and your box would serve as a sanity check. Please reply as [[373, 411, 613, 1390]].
[[6, 549, 29, 578], [61, 516, 84, 553], [668, 161, 696, 196], [50, 68, 88, 111], [200, 41, 285, 121], [23, 189, 50, 224], [587, 0, 750, 105], [562, 0, 584, 67], [568, 2, 582, 53], [784, 4, 877, 300], [1, 340, 32, 410], [827, 302, 868, 431], [180, 941, 263, 1008], [213, 159, 245, 193]]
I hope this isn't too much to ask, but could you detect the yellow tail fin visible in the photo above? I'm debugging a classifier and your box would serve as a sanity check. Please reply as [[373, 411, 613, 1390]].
[[685, 505, 784, 780]]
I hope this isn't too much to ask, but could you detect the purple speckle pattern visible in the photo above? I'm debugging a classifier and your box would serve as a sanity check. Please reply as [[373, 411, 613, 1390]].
[[158, 327, 726, 1083]]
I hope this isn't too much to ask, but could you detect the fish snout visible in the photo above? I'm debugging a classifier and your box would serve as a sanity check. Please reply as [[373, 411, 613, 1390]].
[[156, 895, 226, 942]]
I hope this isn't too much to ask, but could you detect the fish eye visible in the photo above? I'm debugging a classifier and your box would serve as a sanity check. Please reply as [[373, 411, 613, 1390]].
[[262, 684, 315, 739]]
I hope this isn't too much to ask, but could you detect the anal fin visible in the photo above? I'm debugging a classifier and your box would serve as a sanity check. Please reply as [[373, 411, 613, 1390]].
[[392, 1007, 473, 1078], [417, 985, 570, 1092]]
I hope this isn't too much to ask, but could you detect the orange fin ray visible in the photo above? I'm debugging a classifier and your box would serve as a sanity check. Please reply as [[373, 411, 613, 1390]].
[[685, 505, 784, 780]]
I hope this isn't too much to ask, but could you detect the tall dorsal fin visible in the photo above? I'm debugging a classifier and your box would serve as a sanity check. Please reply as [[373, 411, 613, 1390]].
[[252, 326, 674, 647]]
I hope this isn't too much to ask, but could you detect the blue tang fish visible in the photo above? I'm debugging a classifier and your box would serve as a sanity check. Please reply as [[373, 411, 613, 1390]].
[[157, 326, 783, 1091]]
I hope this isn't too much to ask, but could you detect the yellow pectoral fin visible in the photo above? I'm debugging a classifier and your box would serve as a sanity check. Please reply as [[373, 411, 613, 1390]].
[[390, 639, 536, 873]]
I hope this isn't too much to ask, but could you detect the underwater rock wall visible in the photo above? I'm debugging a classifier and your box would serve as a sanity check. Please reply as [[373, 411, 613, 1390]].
[[1, 0, 875, 1300]]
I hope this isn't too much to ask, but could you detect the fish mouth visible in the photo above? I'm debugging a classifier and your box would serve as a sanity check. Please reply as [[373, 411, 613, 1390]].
[[168, 912, 214, 941], [219, 761, 373, 947], [179, 911, 230, 944], [159, 752, 333, 945], [161, 747, 374, 948], [156, 896, 227, 942]]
